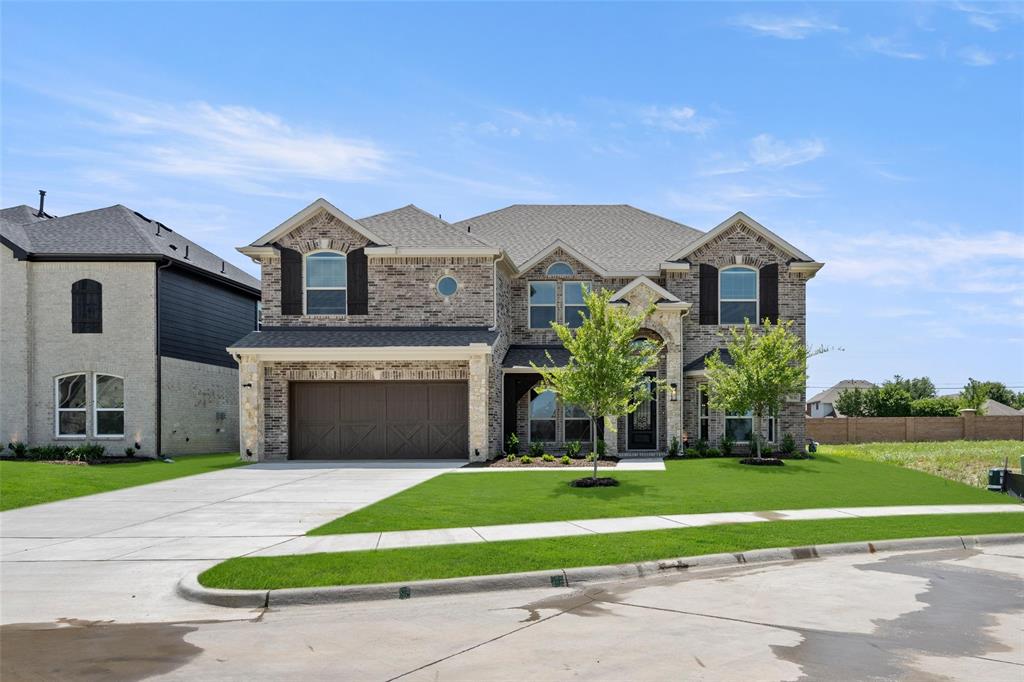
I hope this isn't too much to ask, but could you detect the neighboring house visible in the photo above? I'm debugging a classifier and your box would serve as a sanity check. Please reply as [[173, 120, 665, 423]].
[[806, 380, 877, 418], [230, 199, 823, 461], [0, 198, 261, 457], [980, 398, 1024, 416]]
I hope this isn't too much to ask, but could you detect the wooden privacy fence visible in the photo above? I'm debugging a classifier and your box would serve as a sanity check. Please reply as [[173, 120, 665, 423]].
[[807, 413, 1024, 444]]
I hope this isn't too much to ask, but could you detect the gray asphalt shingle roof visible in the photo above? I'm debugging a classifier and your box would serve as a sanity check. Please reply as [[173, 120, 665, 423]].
[[501, 345, 571, 368], [358, 205, 491, 249], [230, 326, 500, 349], [683, 349, 734, 373], [0, 204, 259, 291], [807, 380, 877, 405], [453, 204, 704, 273]]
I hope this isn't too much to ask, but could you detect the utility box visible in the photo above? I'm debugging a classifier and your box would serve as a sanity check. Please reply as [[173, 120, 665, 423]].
[[987, 467, 1007, 493]]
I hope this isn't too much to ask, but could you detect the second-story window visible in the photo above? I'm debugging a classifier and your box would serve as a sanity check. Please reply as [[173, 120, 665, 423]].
[[563, 282, 590, 328], [305, 251, 347, 315], [71, 279, 102, 333], [529, 282, 556, 329], [719, 266, 757, 325]]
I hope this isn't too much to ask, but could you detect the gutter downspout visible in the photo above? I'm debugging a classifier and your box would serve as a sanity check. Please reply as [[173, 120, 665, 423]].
[[155, 259, 173, 458]]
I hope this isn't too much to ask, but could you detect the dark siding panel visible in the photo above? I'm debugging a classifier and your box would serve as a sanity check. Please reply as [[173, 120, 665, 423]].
[[699, 264, 718, 325], [759, 264, 779, 324], [159, 267, 258, 368], [279, 245, 303, 315], [347, 247, 368, 315]]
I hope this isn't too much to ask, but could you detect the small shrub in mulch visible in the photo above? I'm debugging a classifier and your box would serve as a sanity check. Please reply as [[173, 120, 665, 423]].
[[570, 476, 620, 488], [739, 457, 785, 466]]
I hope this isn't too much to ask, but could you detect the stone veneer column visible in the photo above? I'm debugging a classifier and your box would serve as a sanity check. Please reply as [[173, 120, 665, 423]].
[[468, 353, 490, 461], [665, 347, 682, 447], [238, 355, 263, 461], [603, 416, 618, 456]]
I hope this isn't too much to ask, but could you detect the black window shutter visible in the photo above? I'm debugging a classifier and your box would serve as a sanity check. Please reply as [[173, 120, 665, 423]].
[[699, 264, 718, 325], [71, 279, 102, 333], [759, 263, 779, 324], [347, 247, 368, 315], [278, 246, 303, 316]]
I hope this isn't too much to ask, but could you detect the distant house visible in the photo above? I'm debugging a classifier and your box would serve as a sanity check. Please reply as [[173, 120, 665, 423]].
[[0, 197, 261, 457], [806, 380, 876, 418], [980, 398, 1024, 416]]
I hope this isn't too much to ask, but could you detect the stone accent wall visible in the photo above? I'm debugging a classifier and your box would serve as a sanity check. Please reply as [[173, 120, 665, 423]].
[[160, 356, 239, 455], [259, 208, 495, 327], [669, 222, 810, 448]]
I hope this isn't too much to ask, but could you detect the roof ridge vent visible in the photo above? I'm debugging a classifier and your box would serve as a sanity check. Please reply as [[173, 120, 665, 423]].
[[133, 210, 152, 223]]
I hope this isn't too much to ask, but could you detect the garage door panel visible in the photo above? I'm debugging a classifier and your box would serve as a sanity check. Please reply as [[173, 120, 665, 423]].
[[290, 381, 467, 460]]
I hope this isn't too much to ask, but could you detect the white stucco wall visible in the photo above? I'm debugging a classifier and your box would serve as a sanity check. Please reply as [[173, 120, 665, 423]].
[[160, 356, 239, 455]]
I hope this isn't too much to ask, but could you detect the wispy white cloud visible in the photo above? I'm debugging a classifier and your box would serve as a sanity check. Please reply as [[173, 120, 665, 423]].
[[667, 181, 822, 214], [640, 105, 716, 135], [953, 2, 1024, 32], [731, 14, 843, 40], [861, 36, 926, 61], [701, 134, 825, 176], [455, 108, 577, 140], [958, 46, 998, 66]]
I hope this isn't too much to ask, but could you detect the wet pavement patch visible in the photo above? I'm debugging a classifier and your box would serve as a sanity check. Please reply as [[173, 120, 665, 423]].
[[1, 618, 206, 681]]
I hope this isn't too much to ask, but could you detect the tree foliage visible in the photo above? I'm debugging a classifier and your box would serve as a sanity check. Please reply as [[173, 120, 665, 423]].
[[703, 319, 816, 458], [883, 375, 936, 401], [834, 387, 867, 417], [910, 396, 961, 417], [532, 288, 662, 479]]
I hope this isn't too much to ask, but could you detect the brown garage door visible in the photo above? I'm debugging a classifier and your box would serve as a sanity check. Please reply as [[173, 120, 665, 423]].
[[289, 381, 468, 460]]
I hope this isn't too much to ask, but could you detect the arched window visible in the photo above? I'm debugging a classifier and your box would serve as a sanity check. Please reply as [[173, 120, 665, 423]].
[[529, 390, 556, 442], [94, 374, 125, 437], [71, 279, 102, 333], [719, 266, 757, 325], [546, 261, 574, 276], [55, 373, 87, 437], [305, 251, 347, 315]]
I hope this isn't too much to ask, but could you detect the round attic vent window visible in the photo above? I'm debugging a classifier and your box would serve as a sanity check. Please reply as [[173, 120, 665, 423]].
[[437, 276, 458, 297]]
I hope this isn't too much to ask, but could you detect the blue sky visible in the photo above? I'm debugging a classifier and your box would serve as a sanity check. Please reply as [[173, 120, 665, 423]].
[[2, 2, 1022, 395]]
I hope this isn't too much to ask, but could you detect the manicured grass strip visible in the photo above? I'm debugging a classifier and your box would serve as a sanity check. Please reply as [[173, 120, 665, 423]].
[[201, 512, 1023, 590], [309, 455, 1013, 535], [0, 453, 246, 510], [818, 440, 1024, 489]]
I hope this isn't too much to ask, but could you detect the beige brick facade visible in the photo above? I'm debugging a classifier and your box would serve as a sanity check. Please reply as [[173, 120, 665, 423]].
[[160, 356, 240, 455]]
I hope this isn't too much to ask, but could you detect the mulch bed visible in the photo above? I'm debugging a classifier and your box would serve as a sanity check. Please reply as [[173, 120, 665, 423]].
[[470, 457, 618, 468], [739, 457, 785, 466], [570, 476, 620, 487], [1, 456, 150, 466]]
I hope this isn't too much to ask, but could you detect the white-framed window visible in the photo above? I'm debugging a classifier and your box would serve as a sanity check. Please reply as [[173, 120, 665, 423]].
[[546, 261, 574, 276], [55, 373, 87, 438], [304, 251, 347, 315], [94, 374, 125, 438], [564, 403, 591, 442], [563, 281, 590, 329], [698, 388, 709, 441], [436, 275, 458, 297], [529, 390, 557, 442], [719, 266, 758, 325], [725, 409, 754, 443], [767, 413, 777, 443], [529, 281, 556, 329]]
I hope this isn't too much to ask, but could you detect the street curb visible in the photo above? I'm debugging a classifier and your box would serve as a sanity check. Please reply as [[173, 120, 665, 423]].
[[176, 533, 1024, 609]]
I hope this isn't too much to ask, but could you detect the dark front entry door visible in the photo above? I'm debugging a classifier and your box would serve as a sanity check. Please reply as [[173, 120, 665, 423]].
[[289, 381, 468, 459], [627, 373, 658, 450]]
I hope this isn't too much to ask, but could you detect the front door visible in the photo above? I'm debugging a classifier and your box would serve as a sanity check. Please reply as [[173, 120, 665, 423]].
[[627, 372, 658, 450]]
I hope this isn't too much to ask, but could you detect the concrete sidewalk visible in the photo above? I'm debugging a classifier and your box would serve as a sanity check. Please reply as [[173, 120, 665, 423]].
[[247, 502, 1023, 557]]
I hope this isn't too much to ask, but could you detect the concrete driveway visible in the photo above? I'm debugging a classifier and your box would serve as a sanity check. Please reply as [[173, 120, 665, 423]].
[[3, 543, 1021, 681], [0, 461, 461, 624]]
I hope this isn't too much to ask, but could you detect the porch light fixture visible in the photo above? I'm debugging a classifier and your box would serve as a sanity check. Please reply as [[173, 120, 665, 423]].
[[669, 383, 678, 401]]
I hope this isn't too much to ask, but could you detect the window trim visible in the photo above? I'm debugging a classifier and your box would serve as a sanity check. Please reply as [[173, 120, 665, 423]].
[[529, 389, 558, 443], [54, 373, 88, 439], [725, 409, 754, 444], [719, 265, 758, 326], [527, 281, 557, 330], [562, 281, 591, 329], [303, 250, 348, 316], [545, 261, 575, 277], [436, 275, 459, 298], [93, 373, 125, 439]]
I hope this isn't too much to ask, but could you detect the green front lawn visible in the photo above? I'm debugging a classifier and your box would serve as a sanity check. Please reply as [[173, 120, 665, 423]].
[[200, 512, 1023, 589], [818, 440, 1024, 489], [0, 453, 246, 511], [309, 455, 1014, 535]]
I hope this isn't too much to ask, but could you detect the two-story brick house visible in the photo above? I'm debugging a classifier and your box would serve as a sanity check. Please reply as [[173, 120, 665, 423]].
[[230, 198, 822, 461], [1, 199, 260, 457]]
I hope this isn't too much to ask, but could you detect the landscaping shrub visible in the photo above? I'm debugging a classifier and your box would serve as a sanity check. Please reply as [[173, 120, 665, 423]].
[[565, 440, 582, 459], [695, 439, 709, 457], [505, 432, 520, 455], [595, 439, 607, 457], [780, 433, 796, 455], [519, 455, 533, 465], [719, 435, 734, 457], [506, 453, 516, 462], [585, 453, 596, 462], [528, 441, 544, 457], [911, 396, 962, 417], [7, 442, 28, 458], [706, 448, 720, 457], [668, 436, 680, 458], [27, 445, 73, 461], [69, 443, 106, 462], [542, 454, 555, 462], [570, 476, 619, 488], [560, 455, 571, 465], [684, 447, 699, 457]]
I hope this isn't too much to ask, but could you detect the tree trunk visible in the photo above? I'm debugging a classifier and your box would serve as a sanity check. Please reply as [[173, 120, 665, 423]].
[[591, 416, 598, 480]]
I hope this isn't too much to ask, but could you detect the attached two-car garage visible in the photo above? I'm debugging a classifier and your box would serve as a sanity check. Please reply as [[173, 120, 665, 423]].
[[289, 381, 469, 460]]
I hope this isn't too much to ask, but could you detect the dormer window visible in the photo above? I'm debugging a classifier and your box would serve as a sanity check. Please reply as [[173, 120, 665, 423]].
[[719, 266, 757, 325], [546, 261, 574, 276], [305, 251, 347, 315]]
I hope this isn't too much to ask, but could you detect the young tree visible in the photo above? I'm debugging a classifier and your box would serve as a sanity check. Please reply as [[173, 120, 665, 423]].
[[864, 384, 914, 417], [532, 288, 662, 481], [703, 319, 818, 459], [884, 375, 936, 401], [959, 378, 1016, 414]]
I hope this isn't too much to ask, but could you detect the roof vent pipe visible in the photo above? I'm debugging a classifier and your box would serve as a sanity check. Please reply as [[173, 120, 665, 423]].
[[37, 190, 46, 217], [155, 222, 161, 236], [184, 245, 190, 260], [220, 260, 225, 273], [467, 224, 471, 233]]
